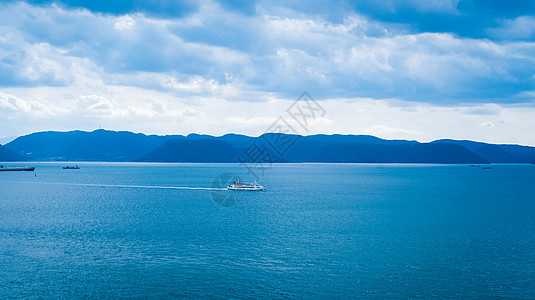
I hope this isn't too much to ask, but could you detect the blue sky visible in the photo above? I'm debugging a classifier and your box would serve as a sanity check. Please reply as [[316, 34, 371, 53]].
[[1, 0, 535, 145]]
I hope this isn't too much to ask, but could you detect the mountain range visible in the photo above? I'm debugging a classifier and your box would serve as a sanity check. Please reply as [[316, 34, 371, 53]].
[[0, 144, 24, 161], [2, 129, 535, 164]]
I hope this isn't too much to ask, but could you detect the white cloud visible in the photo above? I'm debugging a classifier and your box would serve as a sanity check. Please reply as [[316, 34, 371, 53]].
[[182, 106, 204, 118], [77, 95, 114, 113], [479, 121, 496, 128], [226, 116, 276, 126], [0, 92, 31, 112], [362, 125, 419, 136], [0, 91, 64, 116], [162, 75, 220, 93], [1, 2, 534, 101], [114, 15, 136, 31], [488, 16, 535, 40], [18, 43, 76, 85]]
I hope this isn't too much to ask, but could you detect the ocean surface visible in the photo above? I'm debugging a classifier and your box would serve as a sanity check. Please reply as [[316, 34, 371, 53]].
[[0, 163, 534, 298]]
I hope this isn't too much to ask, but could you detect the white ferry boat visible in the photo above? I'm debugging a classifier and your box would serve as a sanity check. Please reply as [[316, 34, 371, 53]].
[[227, 180, 265, 191]]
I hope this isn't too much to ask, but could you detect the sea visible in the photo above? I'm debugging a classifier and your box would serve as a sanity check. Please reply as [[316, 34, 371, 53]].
[[0, 162, 534, 299]]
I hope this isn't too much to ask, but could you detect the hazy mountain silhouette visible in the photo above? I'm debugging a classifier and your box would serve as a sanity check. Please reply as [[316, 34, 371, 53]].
[[432, 139, 535, 163], [0, 144, 25, 161], [5, 129, 535, 163]]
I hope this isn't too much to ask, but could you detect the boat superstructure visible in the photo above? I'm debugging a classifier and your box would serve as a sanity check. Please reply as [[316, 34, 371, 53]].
[[63, 166, 80, 169], [227, 180, 265, 191]]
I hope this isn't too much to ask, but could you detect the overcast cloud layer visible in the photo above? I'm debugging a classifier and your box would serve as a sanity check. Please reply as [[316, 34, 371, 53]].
[[1, 0, 535, 145]]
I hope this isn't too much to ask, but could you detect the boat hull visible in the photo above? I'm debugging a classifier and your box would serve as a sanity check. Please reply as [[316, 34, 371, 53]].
[[0, 167, 35, 171], [227, 187, 265, 191]]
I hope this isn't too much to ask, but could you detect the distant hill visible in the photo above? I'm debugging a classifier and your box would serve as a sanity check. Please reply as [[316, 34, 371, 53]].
[[5, 129, 535, 163], [137, 139, 239, 162], [4, 129, 182, 161], [137, 134, 487, 163], [285, 139, 488, 163], [432, 139, 535, 163], [0, 144, 25, 161]]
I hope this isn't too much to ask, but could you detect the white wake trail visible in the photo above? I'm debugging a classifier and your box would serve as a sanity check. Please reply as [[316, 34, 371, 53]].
[[1, 180, 227, 191]]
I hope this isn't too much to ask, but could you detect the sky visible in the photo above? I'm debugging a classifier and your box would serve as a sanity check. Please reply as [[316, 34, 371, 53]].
[[1, 0, 535, 145]]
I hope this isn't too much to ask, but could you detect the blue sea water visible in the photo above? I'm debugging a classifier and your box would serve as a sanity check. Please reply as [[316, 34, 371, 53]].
[[0, 163, 534, 298]]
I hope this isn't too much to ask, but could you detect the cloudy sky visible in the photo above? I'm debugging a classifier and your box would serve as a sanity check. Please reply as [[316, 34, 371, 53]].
[[1, 0, 535, 145]]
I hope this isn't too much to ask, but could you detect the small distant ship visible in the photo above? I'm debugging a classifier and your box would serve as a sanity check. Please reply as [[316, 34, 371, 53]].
[[0, 165, 35, 171], [227, 180, 265, 191], [481, 166, 492, 169], [470, 164, 480, 167], [63, 166, 80, 169]]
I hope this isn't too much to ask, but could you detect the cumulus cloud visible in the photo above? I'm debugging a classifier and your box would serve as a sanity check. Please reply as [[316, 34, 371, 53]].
[[488, 16, 535, 40], [0, 91, 63, 116], [1, 1, 534, 102], [77, 95, 114, 113], [0, 92, 31, 112], [114, 15, 136, 31]]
